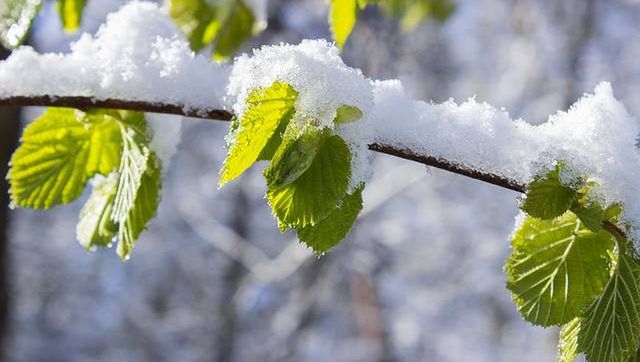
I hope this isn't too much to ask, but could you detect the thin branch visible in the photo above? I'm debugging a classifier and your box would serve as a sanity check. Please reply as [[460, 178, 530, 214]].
[[368, 143, 525, 193], [0, 96, 234, 121], [0, 95, 525, 192]]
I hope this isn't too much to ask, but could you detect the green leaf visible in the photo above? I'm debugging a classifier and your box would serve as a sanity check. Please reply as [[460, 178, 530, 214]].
[[330, 0, 358, 48], [111, 112, 151, 222], [267, 130, 351, 228], [9, 108, 120, 209], [264, 126, 321, 189], [578, 240, 640, 362], [0, 0, 43, 49], [398, 0, 456, 31], [169, 0, 257, 60], [334, 104, 363, 124], [169, 0, 218, 51], [558, 318, 581, 362], [56, 0, 86, 32], [521, 167, 578, 220], [572, 203, 605, 232], [296, 185, 364, 254], [76, 174, 118, 250], [219, 82, 298, 187], [116, 154, 161, 260], [213, 0, 256, 61], [506, 213, 615, 326], [108, 111, 161, 260]]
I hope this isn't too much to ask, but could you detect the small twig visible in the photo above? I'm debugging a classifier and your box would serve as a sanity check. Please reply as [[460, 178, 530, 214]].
[[0, 96, 234, 121]]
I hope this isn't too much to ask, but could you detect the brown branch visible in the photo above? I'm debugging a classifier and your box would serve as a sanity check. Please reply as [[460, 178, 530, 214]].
[[0, 95, 525, 192], [0, 96, 234, 121], [368, 143, 525, 193]]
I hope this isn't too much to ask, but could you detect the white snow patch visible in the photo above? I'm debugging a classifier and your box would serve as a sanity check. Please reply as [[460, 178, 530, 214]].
[[0, 1, 229, 112], [372, 80, 640, 244], [227, 39, 375, 189]]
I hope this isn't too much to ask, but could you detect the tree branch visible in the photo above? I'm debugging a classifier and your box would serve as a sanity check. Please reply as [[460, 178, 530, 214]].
[[0, 96, 234, 121], [0, 95, 526, 193]]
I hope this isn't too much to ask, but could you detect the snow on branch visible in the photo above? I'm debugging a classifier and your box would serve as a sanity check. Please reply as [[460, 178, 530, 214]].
[[1, 2, 639, 241]]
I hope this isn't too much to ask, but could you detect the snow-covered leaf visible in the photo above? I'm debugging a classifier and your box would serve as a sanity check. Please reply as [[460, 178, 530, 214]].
[[506, 213, 614, 326], [219, 81, 297, 187], [267, 130, 351, 228]]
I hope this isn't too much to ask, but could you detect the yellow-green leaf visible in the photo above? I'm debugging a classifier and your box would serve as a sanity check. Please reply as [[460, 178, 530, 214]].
[[219, 82, 298, 187], [9, 108, 121, 209], [56, 0, 86, 32], [330, 0, 358, 48]]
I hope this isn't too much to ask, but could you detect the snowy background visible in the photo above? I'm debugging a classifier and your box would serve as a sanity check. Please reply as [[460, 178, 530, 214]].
[[4, 0, 638, 361]]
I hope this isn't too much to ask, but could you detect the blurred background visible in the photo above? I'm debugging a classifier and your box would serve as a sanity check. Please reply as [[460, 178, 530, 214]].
[[1, 0, 639, 361]]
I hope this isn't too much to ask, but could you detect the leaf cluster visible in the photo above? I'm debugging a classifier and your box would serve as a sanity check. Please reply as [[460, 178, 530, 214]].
[[9, 108, 161, 260], [508, 164, 640, 361], [219, 81, 365, 254]]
